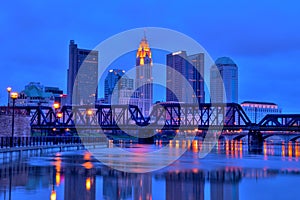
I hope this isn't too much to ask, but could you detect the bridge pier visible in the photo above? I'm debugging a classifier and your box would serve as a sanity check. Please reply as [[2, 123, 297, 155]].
[[138, 130, 155, 144], [248, 130, 263, 153]]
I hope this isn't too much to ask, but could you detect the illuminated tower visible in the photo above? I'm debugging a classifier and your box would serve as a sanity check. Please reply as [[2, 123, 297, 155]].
[[135, 36, 153, 116]]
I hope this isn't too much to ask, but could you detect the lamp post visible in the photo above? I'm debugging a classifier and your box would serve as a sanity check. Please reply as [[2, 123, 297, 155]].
[[53, 102, 60, 110], [53, 102, 60, 122], [10, 92, 18, 147], [53, 102, 60, 135], [6, 87, 12, 111], [56, 112, 62, 125], [86, 109, 93, 124]]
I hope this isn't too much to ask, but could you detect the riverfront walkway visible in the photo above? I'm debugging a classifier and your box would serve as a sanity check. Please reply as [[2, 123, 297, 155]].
[[0, 136, 108, 163]]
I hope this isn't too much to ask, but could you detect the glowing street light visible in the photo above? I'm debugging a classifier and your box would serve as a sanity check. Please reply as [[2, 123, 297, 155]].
[[86, 109, 93, 127], [11, 92, 18, 99], [86, 109, 93, 116], [10, 92, 18, 147], [6, 87, 12, 108], [53, 102, 60, 109], [56, 112, 63, 119], [53, 103, 61, 128]]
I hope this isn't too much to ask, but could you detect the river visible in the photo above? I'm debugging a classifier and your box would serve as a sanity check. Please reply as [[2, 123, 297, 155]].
[[0, 140, 299, 200]]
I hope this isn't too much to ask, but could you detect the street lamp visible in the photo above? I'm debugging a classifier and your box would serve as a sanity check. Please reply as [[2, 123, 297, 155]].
[[56, 112, 63, 125], [6, 87, 12, 109], [10, 92, 18, 147], [53, 102, 60, 110], [56, 112, 63, 119], [53, 103, 61, 135], [86, 109, 93, 116], [86, 109, 93, 126]]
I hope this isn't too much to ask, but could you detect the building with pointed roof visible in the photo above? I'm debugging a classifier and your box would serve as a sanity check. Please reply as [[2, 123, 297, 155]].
[[135, 36, 153, 116]]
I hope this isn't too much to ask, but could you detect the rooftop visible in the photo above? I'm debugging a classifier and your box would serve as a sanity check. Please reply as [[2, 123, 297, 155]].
[[241, 101, 277, 106], [215, 57, 236, 66]]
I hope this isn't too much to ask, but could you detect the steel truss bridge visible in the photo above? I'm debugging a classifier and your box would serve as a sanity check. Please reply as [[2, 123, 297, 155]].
[[9, 103, 300, 142]]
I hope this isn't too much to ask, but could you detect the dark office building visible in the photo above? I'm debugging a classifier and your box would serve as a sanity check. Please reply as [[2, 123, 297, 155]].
[[166, 51, 205, 104], [67, 40, 98, 105], [104, 69, 134, 104]]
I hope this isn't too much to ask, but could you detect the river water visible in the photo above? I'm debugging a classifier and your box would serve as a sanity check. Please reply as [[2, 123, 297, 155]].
[[0, 140, 300, 200]]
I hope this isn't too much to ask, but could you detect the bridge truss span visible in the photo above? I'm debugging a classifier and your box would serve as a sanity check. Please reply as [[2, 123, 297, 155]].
[[8, 103, 299, 137]]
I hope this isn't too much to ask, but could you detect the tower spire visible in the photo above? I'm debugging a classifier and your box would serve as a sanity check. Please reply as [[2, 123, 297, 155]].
[[136, 33, 152, 66]]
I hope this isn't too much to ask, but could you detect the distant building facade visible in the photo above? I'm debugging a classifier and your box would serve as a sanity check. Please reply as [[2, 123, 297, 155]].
[[166, 51, 205, 104], [67, 40, 98, 105], [210, 57, 238, 103], [135, 36, 153, 115], [104, 69, 138, 105], [45, 86, 63, 103], [12, 82, 63, 107], [241, 101, 282, 123]]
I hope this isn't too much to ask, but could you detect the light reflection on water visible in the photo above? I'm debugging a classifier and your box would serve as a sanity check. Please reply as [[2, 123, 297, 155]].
[[0, 141, 300, 200]]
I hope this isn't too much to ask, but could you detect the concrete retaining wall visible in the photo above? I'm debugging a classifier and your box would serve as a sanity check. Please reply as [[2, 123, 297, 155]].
[[0, 115, 31, 137]]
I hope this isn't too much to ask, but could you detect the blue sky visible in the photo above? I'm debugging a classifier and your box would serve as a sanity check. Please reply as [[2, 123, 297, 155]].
[[1, 0, 300, 112]]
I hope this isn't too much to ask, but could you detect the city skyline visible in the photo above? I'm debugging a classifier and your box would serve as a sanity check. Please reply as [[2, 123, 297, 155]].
[[1, 2, 300, 199], [1, 1, 300, 112]]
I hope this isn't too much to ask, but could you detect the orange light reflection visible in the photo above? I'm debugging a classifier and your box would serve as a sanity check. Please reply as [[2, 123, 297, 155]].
[[192, 140, 198, 153], [288, 141, 293, 160], [56, 172, 60, 186], [225, 140, 229, 157], [86, 177, 91, 191], [263, 141, 267, 160], [50, 190, 56, 200], [296, 142, 299, 160], [83, 162, 93, 170], [84, 151, 92, 161], [282, 141, 285, 158]]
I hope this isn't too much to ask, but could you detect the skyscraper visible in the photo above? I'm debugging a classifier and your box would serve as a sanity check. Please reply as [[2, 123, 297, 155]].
[[166, 51, 187, 103], [67, 40, 98, 105], [104, 69, 136, 104], [166, 51, 205, 104], [210, 57, 238, 103], [187, 53, 205, 103], [135, 36, 153, 115]]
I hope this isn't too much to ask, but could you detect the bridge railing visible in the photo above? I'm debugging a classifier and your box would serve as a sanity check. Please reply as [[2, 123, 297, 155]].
[[0, 136, 107, 149], [257, 114, 300, 131]]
